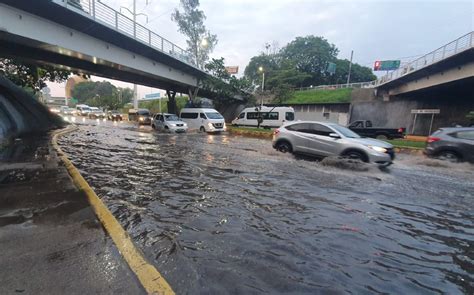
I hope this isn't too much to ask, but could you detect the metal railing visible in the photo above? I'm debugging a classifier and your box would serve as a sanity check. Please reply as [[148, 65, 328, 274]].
[[52, 0, 196, 67], [375, 31, 474, 86], [295, 81, 376, 91]]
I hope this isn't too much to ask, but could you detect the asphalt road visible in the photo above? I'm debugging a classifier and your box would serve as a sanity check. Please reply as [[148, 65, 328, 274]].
[[59, 118, 474, 294]]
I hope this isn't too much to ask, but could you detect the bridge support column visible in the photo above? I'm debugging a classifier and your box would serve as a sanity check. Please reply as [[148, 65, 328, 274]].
[[166, 90, 177, 115], [188, 87, 199, 102]]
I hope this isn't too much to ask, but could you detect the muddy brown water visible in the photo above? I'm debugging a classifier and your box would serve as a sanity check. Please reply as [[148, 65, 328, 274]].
[[58, 121, 474, 294]]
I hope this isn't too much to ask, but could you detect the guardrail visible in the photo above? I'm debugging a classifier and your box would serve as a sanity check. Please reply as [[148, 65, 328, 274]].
[[376, 31, 474, 86], [52, 0, 196, 68]]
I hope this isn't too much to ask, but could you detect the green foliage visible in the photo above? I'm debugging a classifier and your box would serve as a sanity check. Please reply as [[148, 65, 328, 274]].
[[244, 54, 280, 87], [467, 111, 474, 120], [285, 88, 353, 104], [272, 84, 294, 104], [71, 81, 133, 109], [138, 96, 188, 114], [172, 0, 217, 68], [0, 58, 75, 92], [333, 59, 376, 84], [243, 36, 376, 91], [202, 57, 253, 108], [281, 36, 338, 85], [387, 140, 426, 149]]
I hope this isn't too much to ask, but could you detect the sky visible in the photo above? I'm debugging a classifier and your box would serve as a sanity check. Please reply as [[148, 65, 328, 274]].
[[48, 0, 474, 98]]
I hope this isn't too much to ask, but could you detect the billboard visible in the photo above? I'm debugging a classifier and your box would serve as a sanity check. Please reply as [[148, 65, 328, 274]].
[[225, 66, 239, 74]]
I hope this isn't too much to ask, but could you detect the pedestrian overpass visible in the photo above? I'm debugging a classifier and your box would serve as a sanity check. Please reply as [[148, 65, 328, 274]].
[[0, 0, 212, 96], [375, 31, 474, 99]]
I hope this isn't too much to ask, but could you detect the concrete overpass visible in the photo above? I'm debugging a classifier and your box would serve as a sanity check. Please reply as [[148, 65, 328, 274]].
[[0, 0, 214, 96], [375, 32, 474, 99]]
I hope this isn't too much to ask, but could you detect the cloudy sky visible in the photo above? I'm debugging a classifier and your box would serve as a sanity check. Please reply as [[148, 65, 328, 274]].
[[48, 0, 473, 97]]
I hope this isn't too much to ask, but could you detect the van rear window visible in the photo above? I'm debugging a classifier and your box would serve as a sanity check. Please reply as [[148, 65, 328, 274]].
[[181, 112, 198, 119]]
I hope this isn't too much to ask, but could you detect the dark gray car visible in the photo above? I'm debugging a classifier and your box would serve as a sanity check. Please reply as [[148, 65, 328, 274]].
[[425, 127, 474, 163]]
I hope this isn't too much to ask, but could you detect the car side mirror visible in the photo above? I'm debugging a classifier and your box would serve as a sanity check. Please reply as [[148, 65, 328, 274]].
[[329, 133, 341, 139]]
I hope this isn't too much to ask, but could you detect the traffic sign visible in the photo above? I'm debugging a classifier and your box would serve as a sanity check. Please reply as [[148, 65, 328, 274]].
[[411, 109, 440, 114], [141, 93, 161, 100], [326, 62, 336, 75], [374, 60, 400, 71]]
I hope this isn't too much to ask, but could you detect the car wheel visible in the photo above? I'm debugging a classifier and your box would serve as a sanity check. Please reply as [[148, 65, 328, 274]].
[[276, 141, 292, 153], [437, 151, 460, 163], [200, 126, 206, 132], [376, 134, 388, 140], [342, 151, 367, 162]]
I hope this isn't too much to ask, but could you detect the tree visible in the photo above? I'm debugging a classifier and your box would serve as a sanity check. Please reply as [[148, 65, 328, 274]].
[[244, 54, 280, 88], [172, 0, 217, 69], [0, 58, 74, 92], [71, 81, 132, 109], [202, 57, 253, 108], [331, 59, 376, 84], [280, 36, 339, 85]]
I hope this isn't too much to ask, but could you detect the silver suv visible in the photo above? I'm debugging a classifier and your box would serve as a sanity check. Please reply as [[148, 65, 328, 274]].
[[272, 121, 395, 165]]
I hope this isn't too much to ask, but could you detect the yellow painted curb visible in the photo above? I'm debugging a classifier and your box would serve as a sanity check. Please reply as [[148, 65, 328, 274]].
[[52, 127, 174, 295]]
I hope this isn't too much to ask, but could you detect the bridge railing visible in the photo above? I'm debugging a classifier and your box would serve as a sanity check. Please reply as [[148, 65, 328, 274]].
[[294, 81, 377, 91], [376, 31, 474, 86], [52, 0, 196, 68]]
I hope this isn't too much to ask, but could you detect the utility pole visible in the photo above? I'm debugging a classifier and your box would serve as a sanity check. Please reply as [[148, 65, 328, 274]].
[[121, 0, 149, 109], [346, 50, 353, 86]]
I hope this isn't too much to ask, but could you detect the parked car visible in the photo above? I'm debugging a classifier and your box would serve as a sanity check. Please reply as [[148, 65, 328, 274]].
[[272, 121, 395, 166], [76, 104, 91, 116], [107, 110, 123, 121], [180, 108, 226, 132], [425, 127, 474, 163], [88, 107, 105, 119], [128, 108, 151, 125], [232, 106, 295, 128], [151, 113, 188, 133], [348, 120, 405, 139]]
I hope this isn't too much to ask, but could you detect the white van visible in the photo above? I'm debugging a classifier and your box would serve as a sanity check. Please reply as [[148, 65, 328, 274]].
[[232, 106, 295, 128], [179, 108, 226, 132]]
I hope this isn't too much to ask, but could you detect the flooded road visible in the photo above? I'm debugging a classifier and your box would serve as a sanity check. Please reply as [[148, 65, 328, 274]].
[[59, 120, 474, 294]]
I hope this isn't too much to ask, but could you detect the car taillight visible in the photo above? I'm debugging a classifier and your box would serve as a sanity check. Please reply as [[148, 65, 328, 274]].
[[273, 129, 280, 135], [427, 136, 441, 143], [398, 128, 405, 133]]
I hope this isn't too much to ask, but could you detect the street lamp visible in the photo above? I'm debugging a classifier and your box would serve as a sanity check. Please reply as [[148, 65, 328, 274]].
[[120, 0, 150, 109], [258, 66, 265, 107]]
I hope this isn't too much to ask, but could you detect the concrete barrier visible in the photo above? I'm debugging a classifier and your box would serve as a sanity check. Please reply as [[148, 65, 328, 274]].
[[0, 75, 64, 145]]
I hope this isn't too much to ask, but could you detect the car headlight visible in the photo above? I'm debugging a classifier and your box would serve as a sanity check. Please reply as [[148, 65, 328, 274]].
[[169, 123, 176, 127], [139, 117, 144, 121], [208, 122, 213, 128], [368, 145, 387, 153]]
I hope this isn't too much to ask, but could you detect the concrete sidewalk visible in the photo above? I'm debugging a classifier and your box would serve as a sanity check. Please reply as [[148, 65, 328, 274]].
[[0, 135, 144, 294]]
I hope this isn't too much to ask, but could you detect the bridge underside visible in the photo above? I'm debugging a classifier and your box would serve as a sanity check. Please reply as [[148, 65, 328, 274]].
[[377, 48, 474, 98], [0, 2, 216, 97]]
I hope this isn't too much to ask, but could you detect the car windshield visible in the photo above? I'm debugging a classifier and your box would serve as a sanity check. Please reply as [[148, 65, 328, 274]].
[[205, 112, 223, 119], [165, 114, 180, 121], [330, 124, 361, 138]]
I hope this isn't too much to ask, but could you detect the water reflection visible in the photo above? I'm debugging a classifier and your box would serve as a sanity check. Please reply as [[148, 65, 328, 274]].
[[59, 124, 474, 294]]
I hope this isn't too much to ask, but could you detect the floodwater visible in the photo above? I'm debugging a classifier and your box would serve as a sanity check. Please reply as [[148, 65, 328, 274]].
[[59, 120, 474, 294]]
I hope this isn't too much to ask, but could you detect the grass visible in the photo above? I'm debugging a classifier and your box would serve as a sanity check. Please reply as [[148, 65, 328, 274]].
[[387, 139, 426, 149], [286, 88, 353, 104], [228, 126, 274, 133]]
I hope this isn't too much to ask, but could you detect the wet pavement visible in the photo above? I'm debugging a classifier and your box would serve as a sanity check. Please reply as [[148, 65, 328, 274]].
[[0, 133, 144, 294], [59, 119, 474, 294]]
